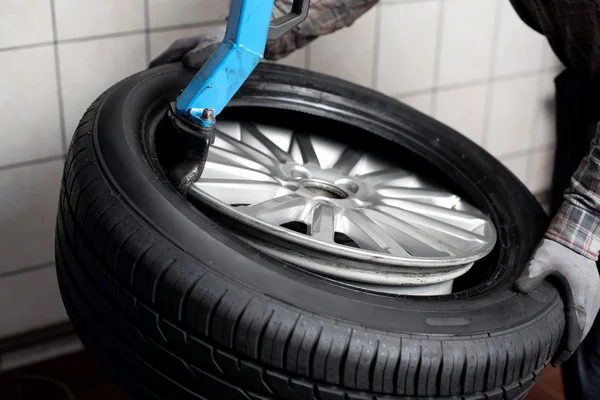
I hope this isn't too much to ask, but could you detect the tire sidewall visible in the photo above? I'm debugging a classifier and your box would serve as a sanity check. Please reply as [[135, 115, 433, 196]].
[[93, 63, 560, 337]]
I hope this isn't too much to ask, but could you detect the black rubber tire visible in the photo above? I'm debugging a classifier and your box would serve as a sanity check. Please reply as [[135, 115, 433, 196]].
[[56, 62, 565, 400]]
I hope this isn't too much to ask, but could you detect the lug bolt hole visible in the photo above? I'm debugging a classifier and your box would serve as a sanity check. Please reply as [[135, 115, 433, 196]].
[[285, 182, 301, 191], [291, 168, 310, 179], [335, 179, 359, 194]]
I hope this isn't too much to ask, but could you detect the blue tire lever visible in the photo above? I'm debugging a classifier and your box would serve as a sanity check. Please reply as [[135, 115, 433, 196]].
[[163, 0, 309, 193], [176, 0, 311, 127]]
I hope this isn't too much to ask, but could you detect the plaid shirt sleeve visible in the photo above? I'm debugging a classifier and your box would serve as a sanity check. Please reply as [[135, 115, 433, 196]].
[[265, 0, 379, 60], [546, 124, 600, 261]]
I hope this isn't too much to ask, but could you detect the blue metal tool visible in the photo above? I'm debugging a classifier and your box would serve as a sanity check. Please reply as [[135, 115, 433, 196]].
[[175, 0, 310, 127]]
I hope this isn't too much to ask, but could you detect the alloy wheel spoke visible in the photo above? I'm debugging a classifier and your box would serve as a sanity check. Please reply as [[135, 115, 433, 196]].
[[187, 119, 497, 267], [310, 203, 337, 242], [358, 168, 418, 187], [240, 194, 315, 226], [295, 133, 320, 166], [378, 198, 488, 231], [374, 205, 488, 252], [333, 147, 363, 174], [201, 160, 278, 182], [192, 179, 291, 205], [363, 209, 461, 256], [242, 122, 295, 164], [207, 146, 271, 174], [374, 187, 461, 208], [340, 209, 410, 256], [214, 130, 280, 171]]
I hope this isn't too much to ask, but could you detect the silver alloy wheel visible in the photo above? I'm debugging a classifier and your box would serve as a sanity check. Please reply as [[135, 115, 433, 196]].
[[188, 119, 497, 295]]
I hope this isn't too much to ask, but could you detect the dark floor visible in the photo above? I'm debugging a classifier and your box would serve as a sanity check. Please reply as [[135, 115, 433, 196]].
[[0, 350, 564, 400]]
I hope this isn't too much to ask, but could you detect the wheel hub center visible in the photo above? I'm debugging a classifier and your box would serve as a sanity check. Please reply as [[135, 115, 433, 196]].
[[299, 179, 347, 199]]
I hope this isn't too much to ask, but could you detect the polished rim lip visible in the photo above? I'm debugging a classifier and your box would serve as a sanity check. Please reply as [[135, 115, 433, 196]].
[[188, 181, 497, 268], [231, 229, 477, 286]]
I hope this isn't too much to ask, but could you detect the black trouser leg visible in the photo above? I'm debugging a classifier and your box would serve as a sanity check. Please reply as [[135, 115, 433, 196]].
[[563, 314, 600, 399]]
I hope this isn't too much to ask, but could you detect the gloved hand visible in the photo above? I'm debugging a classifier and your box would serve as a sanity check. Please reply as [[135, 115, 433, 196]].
[[149, 0, 378, 69], [149, 25, 226, 69], [516, 238, 600, 364]]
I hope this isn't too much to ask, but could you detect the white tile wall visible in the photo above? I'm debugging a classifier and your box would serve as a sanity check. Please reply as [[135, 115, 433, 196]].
[[0, 1, 53, 49], [0, 0, 563, 340], [59, 34, 147, 138], [485, 75, 540, 156], [54, 0, 145, 40], [274, 48, 307, 69], [0, 160, 63, 276], [435, 84, 488, 145], [309, 6, 377, 87], [0, 46, 63, 166], [0, 266, 67, 340], [530, 71, 557, 149], [397, 93, 434, 116], [375, 1, 440, 94], [494, 0, 547, 76], [437, 0, 497, 86], [150, 26, 216, 59], [501, 154, 529, 184], [528, 148, 555, 193], [148, 0, 228, 28]]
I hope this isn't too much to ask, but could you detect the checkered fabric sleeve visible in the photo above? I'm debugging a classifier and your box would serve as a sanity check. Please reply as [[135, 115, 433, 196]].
[[547, 124, 600, 260], [265, 0, 379, 60]]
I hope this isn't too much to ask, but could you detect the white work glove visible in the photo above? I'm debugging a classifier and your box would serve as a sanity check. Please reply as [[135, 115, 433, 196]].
[[516, 238, 600, 364], [149, 25, 226, 69]]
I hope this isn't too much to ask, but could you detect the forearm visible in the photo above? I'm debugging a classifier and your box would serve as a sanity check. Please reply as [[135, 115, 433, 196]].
[[265, 0, 379, 60], [547, 123, 600, 260], [509, 0, 600, 80]]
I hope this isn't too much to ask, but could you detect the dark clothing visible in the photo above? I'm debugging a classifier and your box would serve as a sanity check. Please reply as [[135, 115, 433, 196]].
[[563, 312, 600, 399], [550, 68, 600, 399], [509, 0, 600, 81], [551, 69, 600, 216], [266, 0, 377, 60]]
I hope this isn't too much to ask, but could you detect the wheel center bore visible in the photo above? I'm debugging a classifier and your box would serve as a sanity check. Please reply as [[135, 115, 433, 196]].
[[299, 179, 348, 199]]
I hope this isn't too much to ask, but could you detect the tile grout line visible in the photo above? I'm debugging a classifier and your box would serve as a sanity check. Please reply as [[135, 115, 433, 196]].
[[430, 0, 446, 116], [480, 0, 503, 148], [50, 0, 68, 155], [144, 0, 151, 65], [0, 154, 66, 173], [0, 261, 55, 281], [393, 67, 558, 99], [497, 144, 555, 162], [370, 3, 383, 90], [0, 21, 226, 53], [0, 41, 54, 54], [389, 68, 554, 98], [524, 44, 553, 188], [382, 0, 440, 4]]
